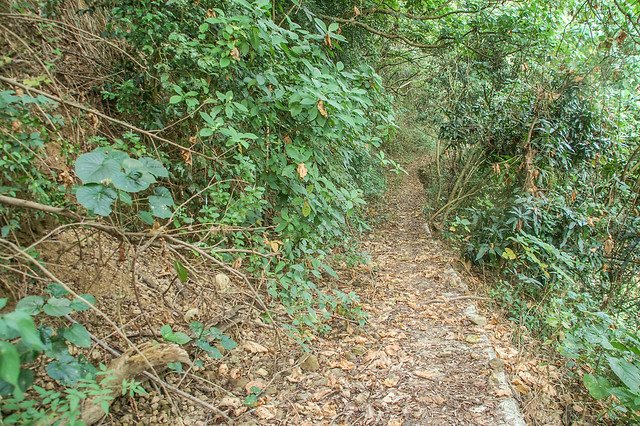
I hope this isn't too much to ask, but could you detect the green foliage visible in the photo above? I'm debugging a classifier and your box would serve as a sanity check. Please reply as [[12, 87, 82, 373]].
[[0, 287, 97, 396], [0, 287, 121, 423], [74, 147, 172, 217], [92, 0, 397, 328], [550, 293, 640, 422], [160, 321, 237, 362], [0, 89, 67, 236], [1, 375, 113, 425]]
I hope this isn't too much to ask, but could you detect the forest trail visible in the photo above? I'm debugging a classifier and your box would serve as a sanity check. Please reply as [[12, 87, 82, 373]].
[[269, 160, 526, 425]]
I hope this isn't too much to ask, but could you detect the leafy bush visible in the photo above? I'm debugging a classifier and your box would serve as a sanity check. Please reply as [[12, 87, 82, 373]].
[[90, 0, 398, 326], [0, 287, 114, 423], [0, 89, 68, 236], [552, 293, 640, 422]]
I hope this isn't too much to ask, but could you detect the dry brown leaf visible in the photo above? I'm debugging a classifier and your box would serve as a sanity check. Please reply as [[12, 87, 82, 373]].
[[312, 388, 333, 401], [232, 257, 243, 269], [495, 346, 518, 359], [317, 99, 328, 118], [181, 148, 192, 166], [321, 402, 337, 418], [297, 163, 308, 179], [218, 363, 229, 376], [283, 134, 292, 144], [286, 367, 304, 383], [229, 367, 240, 379], [494, 388, 512, 397], [243, 341, 268, 354], [407, 301, 419, 310], [414, 370, 437, 379], [234, 406, 248, 416], [58, 169, 74, 186], [215, 273, 232, 292], [245, 379, 266, 394], [324, 33, 332, 48], [518, 371, 537, 385], [383, 376, 400, 387], [604, 234, 614, 254], [255, 405, 276, 420], [183, 308, 199, 322], [384, 344, 401, 356], [337, 359, 355, 370], [230, 46, 240, 60], [353, 6, 361, 17], [219, 396, 242, 409]]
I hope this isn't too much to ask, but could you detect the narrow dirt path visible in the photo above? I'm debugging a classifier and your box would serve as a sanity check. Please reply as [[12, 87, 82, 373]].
[[274, 160, 525, 425]]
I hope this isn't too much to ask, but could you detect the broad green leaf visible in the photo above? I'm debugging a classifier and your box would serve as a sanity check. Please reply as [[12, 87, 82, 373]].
[[0, 342, 20, 391], [61, 323, 92, 348], [140, 157, 169, 178], [0, 298, 6, 310], [302, 199, 311, 217], [46, 283, 69, 297], [174, 261, 189, 283], [5, 310, 44, 350], [195, 339, 222, 359], [189, 321, 204, 336], [74, 151, 121, 184], [170, 332, 191, 345], [219, 335, 237, 351], [76, 184, 117, 216], [608, 356, 640, 393], [160, 324, 173, 340], [119, 191, 133, 205], [139, 210, 154, 225], [47, 358, 95, 386], [149, 186, 174, 219], [112, 172, 151, 193], [167, 362, 183, 372], [583, 374, 611, 400], [160, 325, 191, 345], [15, 295, 44, 314], [70, 294, 96, 312], [43, 297, 73, 317], [502, 248, 517, 260], [199, 127, 215, 137]]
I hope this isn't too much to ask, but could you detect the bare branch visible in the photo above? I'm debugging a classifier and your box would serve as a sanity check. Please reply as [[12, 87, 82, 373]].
[[0, 194, 82, 219]]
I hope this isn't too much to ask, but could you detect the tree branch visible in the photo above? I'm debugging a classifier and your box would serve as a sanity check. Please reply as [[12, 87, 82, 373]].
[[0, 194, 82, 219]]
